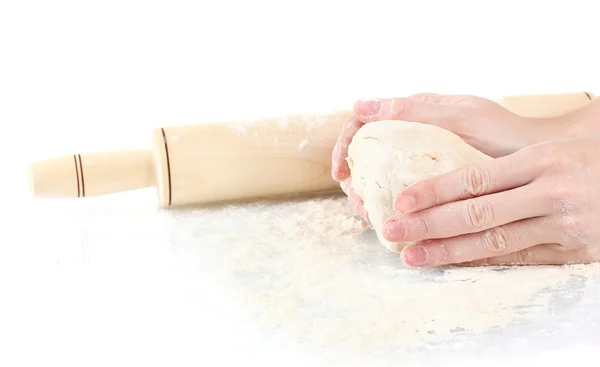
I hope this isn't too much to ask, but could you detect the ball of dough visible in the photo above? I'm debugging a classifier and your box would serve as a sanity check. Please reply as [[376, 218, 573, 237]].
[[347, 120, 491, 253]]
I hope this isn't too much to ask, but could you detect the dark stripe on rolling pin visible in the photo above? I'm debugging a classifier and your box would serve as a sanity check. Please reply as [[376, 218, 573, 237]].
[[161, 128, 172, 206], [77, 154, 85, 197], [584, 92, 593, 100], [73, 155, 81, 198]]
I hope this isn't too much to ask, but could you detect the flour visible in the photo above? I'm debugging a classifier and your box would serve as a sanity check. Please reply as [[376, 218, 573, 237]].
[[228, 119, 251, 134], [166, 196, 600, 364], [277, 116, 290, 129], [298, 139, 311, 152], [227, 111, 348, 135]]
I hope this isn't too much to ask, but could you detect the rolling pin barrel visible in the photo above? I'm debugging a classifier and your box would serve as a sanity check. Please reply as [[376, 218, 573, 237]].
[[27, 92, 596, 207], [498, 92, 595, 117], [150, 111, 354, 207]]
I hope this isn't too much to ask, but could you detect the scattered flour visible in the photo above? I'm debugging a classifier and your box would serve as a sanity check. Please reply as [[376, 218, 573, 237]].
[[302, 114, 335, 132], [227, 111, 348, 135], [277, 116, 290, 129], [228, 119, 250, 134], [165, 196, 600, 364], [298, 139, 311, 152]]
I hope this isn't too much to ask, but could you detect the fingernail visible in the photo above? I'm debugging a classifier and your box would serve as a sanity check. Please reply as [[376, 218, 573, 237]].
[[383, 218, 405, 241], [395, 194, 416, 213], [355, 99, 381, 117], [402, 246, 428, 266]]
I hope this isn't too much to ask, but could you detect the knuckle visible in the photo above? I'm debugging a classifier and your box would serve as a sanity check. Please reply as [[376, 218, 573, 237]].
[[390, 97, 411, 118], [463, 199, 495, 229], [548, 183, 570, 202], [533, 149, 555, 172], [463, 165, 489, 196], [549, 189, 587, 224], [408, 93, 437, 102], [551, 154, 573, 170], [517, 145, 539, 164], [413, 213, 433, 237], [563, 216, 584, 231], [559, 216, 588, 247], [439, 243, 450, 262], [522, 152, 556, 172], [548, 182, 585, 208], [514, 248, 535, 264], [535, 144, 578, 172], [479, 227, 509, 254], [404, 180, 439, 208], [428, 185, 440, 206]]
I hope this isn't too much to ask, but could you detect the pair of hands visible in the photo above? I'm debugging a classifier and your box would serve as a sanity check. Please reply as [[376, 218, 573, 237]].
[[332, 93, 600, 267]]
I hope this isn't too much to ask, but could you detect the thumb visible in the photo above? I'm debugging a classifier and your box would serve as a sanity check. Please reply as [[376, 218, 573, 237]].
[[354, 96, 467, 130]]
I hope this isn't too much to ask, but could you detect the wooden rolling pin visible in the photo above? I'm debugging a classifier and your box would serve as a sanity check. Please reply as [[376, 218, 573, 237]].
[[28, 92, 595, 207]]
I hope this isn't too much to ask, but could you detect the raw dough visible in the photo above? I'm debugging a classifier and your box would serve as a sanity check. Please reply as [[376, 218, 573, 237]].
[[347, 120, 491, 253]]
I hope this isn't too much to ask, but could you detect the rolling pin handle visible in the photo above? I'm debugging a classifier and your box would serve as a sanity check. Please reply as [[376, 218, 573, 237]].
[[28, 150, 155, 199]]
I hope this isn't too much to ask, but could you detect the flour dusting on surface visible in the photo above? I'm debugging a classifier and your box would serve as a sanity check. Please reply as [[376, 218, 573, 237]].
[[165, 196, 600, 365]]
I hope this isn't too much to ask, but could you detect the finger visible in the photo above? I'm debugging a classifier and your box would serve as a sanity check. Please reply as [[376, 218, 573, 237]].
[[395, 148, 541, 214], [340, 177, 350, 195], [409, 93, 491, 107], [354, 97, 466, 127], [384, 184, 551, 243], [407, 93, 445, 103], [349, 194, 369, 223], [399, 218, 554, 267], [408, 93, 470, 105], [463, 244, 588, 266], [346, 182, 370, 223], [332, 116, 364, 182], [341, 178, 370, 222]]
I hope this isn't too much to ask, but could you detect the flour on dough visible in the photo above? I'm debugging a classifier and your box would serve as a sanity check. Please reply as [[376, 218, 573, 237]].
[[347, 120, 491, 253]]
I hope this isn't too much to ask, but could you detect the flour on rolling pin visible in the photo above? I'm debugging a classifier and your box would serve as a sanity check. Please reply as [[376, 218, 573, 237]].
[[166, 196, 600, 365], [298, 139, 311, 152], [227, 111, 346, 134]]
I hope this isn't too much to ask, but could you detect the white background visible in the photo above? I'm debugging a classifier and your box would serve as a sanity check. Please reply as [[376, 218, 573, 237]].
[[1, 1, 600, 366]]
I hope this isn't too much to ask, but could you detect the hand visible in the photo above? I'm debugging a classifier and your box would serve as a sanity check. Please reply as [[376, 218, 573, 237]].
[[331, 93, 562, 222], [339, 175, 370, 224], [381, 138, 600, 267], [332, 115, 370, 223]]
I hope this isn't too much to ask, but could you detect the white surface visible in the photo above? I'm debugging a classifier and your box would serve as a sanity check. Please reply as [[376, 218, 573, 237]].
[[2, 1, 600, 366]]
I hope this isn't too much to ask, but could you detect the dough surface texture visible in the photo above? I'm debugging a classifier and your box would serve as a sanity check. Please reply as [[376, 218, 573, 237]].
[[347, 120, 491, 253]]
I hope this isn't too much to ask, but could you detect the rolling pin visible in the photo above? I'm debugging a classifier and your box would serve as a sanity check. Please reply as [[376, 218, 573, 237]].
[[28, 92, 596, 208]]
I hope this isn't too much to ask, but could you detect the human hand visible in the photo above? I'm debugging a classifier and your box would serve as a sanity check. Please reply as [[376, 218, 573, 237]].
[[339, 174, 370, 224], [381, 138, 600, 267], [332, 115, 370, 223], [331, 93, 560, 223]]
